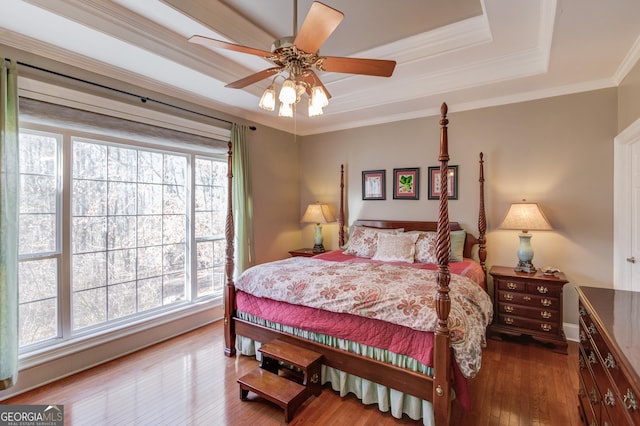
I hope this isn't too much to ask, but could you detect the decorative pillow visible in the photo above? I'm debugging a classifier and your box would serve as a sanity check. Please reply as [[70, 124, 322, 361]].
[[372, 232, 419, 263], [450, 230, 466, 262], [343, 226, 404, 258], [413, 231, 438, 263]]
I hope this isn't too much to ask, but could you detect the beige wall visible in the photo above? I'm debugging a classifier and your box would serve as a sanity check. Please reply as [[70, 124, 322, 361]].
[[300, 89, 618, 326]]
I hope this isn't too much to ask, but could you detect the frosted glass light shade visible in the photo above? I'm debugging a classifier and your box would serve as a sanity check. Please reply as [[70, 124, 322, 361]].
[[278, 78, 297, 104], [258, 85, 276, 111]]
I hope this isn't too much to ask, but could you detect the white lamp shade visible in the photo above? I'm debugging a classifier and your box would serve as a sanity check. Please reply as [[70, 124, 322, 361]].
[[300, 203, 336, 224], [499, 202, 552, 232]]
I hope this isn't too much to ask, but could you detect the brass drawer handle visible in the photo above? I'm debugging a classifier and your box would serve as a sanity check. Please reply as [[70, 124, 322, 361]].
[[504, 305, 514, 313], [504, 293, 513, 301], [588, 324, 597, 335], [579, 306, 587, 316], [588, 351, 597, 365], [590, 387, 598, 404], [541, 298, 552, 307], [523, 296, 531, 301], [536, 285, 548, 294], [604, 353, 616, 369], [579, 357, 585, 369], [541, 311, 552, 319], [604, 389, 616, 407], [507, 282, 517, 290], [541, 323, 552, 332], [624, 389, 638, 411], [504, 317, 514, 325]]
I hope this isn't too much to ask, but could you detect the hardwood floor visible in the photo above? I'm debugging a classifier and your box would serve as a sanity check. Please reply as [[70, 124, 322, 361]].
[[2, 321, 582, 425]]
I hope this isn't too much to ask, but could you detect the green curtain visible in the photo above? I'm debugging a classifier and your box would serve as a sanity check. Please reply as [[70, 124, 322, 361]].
[[0, 59, 20, 390], [231, 123, 254, 276]]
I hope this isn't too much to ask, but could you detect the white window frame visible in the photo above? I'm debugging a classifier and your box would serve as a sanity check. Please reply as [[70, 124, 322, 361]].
[[16, 77, 231, 366]]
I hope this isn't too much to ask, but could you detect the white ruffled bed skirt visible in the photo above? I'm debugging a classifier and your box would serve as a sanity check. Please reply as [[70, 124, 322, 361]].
[[236, 335, 435, 426]]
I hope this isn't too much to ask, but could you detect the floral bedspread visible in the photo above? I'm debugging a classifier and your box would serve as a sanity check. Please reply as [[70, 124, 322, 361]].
[[236, 257, 493, 378]]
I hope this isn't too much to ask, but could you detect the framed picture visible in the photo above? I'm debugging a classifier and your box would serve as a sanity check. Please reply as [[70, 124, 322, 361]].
[[428, 165, 458, 200], [393, 168, 420, 200], [362, 170, 386, 200]]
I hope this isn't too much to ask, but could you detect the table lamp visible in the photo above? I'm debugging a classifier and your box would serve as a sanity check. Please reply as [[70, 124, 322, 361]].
[[301, 202, 336, 253], [499, 200, 552, 273]]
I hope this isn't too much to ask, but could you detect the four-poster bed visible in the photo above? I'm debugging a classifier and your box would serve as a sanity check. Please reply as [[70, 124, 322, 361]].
[[223, 103, 490, 425]]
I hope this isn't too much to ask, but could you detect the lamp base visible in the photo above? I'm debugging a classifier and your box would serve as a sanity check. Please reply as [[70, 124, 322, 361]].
[[514, 260, 537, 274], [312, 243, 325, 253]]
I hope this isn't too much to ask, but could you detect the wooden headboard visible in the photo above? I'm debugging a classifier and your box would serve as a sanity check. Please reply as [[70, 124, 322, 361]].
[[352, 219, 479, 260]]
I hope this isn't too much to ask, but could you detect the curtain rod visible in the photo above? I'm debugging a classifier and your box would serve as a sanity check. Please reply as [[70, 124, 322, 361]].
[[14, 60, 256, 131]]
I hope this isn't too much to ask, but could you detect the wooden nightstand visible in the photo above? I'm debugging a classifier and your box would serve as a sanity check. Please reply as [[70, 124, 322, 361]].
[[288, 248, 317, 257], [489, 265, 569, 354]]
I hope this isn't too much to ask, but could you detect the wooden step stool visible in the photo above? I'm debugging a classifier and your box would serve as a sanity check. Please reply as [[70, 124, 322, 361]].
[[237, 339, 323, 423]]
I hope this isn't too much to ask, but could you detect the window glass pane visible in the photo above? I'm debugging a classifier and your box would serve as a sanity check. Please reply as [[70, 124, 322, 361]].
[[72, 252, 107, 291], [72, 216, 107, 253], [19, 213, 56, 254], [19, 132, 59, 256], [73, 287, 106, 329], [18, 259, 58, 346], [71, 140, 190, 331], [194, 157, 227, 299], [108, 146, 137, 182], [73, 141, 107, 179], [108, 281, 137, 320]]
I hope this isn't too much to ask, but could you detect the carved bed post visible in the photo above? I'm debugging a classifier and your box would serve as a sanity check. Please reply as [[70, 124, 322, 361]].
[[224, 141, 236, 357], [338, 164, 346, 248], [434, 102, 452, 425], [477, 152, 487, 282]]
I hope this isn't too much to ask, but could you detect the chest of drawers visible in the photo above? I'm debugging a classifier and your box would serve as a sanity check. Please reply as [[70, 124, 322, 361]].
[[489, 265, 569, 354], [577, 286, 640, 426]]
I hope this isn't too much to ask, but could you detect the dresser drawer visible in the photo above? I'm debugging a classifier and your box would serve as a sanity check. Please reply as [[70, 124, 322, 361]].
[[497, 290, 559, 310], [495, 278, 526, 292], [526, 281, 562, 297], [497, 314, 559, 334], [498, 303, 560, 322], [579, 347, 601, 424]]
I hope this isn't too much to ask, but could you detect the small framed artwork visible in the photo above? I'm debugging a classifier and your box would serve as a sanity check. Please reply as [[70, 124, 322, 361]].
[[393, 168, 420, 200], [428, 165, 458, 200], [362, 170, 386, 200]]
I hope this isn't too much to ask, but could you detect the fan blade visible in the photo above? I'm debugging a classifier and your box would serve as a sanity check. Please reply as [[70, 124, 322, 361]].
[[300, 71, 332, 99], [320, 56, 396, 77], [294, 2, 344, 54], [189, 35, 273, 58], [225, 67, 282, 89]]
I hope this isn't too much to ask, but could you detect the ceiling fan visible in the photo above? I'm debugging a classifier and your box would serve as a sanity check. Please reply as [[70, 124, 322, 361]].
[[188, 1, 396, 117]]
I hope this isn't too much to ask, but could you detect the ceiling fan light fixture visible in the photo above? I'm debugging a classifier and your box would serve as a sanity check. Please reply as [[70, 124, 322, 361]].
[[311, 85, 329, 108], [308, 97, 323, 117], [278, 101, 294, 118], [258, 84, 276, 111], [279, 78, 297, 104]]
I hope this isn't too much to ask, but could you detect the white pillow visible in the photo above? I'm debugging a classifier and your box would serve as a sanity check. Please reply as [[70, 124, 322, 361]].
[[343, 226, 404, 258], [412, 231, 438, 263], [372, 232, 420, 263]]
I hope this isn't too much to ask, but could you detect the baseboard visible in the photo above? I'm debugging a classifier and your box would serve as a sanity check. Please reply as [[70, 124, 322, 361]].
[[564, 322, 579, 342]]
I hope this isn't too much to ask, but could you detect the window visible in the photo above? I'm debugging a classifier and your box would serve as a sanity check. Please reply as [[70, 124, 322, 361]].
[[18, 125, 228, 349], [18, 131, 61, 347]]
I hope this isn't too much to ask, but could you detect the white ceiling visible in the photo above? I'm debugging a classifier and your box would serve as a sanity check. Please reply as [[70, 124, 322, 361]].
[[2, 0, 640, 135]]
